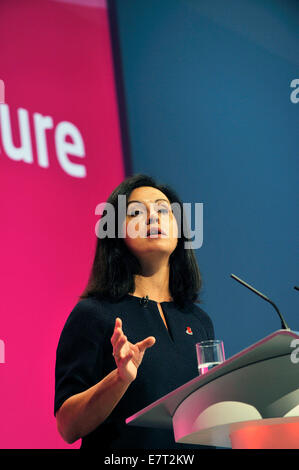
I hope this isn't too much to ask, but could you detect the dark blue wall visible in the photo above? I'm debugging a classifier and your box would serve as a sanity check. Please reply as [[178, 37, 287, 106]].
[[114, 0, 299, 359]]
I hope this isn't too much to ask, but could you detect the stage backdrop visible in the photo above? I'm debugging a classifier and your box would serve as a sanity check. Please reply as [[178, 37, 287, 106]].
[[113, 0, 299, 357], [0, 0, 125, 448]]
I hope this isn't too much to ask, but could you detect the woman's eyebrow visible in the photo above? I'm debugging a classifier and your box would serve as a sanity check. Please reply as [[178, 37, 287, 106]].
[[127, 198, 170, 206]]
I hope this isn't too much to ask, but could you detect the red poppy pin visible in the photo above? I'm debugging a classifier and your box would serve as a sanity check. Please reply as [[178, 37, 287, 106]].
[[186, 326, 193, 335]]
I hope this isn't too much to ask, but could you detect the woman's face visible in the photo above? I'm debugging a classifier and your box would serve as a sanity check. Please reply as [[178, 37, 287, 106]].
[[122, 186, 178, 262]]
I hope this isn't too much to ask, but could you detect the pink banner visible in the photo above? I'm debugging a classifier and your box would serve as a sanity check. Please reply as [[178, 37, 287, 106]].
[[0, 0, 125, 448]]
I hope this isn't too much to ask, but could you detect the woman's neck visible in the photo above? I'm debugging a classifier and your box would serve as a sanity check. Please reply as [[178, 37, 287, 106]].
[[132, 263, 172, 303]]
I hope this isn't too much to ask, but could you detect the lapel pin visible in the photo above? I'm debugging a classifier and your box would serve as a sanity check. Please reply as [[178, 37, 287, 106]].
[[186, 326, 193, 335]]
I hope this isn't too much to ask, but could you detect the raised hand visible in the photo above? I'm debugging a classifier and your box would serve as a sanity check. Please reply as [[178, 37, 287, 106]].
[[110, 317, 156, 383]]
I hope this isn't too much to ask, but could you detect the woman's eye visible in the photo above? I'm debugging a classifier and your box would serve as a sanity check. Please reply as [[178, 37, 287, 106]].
[[127, 207, 169, 216], [128, 210, 141, 217], [158, 208, 169, 214]]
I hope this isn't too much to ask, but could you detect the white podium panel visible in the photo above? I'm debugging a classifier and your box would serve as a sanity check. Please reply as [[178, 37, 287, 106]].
[[126, 330, 299, 448]]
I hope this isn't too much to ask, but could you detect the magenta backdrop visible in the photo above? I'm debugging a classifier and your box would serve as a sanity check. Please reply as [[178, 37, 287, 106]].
[[0, 0, 125, 448]]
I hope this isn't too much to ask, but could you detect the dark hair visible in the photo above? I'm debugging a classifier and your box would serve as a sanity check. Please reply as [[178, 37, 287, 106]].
[[80, 174, 202, 308]]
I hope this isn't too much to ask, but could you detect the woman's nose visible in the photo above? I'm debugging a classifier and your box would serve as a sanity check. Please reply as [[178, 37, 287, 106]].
[[147, 209, 159, 225]]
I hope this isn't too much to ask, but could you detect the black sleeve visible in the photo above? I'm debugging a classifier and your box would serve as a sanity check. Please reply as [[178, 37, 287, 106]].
[[54, 299, 108, 416], [196, 304, 215, 341], [205, 309, 215, 340]]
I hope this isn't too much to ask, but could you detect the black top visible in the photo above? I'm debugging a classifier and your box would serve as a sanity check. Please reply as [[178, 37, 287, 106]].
[[54, 294, 214, 449]]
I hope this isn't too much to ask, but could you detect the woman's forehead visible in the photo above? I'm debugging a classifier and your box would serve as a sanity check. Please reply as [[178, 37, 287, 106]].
[[128, 186, 169, 203]]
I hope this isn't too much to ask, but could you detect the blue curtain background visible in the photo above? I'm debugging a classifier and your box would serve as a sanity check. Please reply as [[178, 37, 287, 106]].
[[114, 0, 299, 359]]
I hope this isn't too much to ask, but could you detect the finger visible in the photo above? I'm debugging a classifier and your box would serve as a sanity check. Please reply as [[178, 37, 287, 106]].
[[113, 317, 122, 335], [111, 327, 122, 346], [113, 334, 128, 358], [110, 318, 123, 345], [136, 336, 156, 353]]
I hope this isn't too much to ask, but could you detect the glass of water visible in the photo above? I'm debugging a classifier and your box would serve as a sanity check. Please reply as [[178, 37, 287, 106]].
[[196, 340, 225, 375]]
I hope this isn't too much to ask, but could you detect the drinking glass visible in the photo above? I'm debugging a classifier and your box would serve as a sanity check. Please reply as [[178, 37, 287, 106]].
[[196, 340, 225, 375]]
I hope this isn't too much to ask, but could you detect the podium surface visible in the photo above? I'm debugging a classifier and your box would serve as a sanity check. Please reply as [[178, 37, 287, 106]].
[[126, 330, 299, 448]]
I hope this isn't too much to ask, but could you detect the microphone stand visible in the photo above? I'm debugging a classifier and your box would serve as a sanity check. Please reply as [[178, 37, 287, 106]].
[[231, 273, 290, 331]]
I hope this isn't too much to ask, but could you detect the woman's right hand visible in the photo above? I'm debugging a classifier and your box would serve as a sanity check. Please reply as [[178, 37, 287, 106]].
[[110, 317, 156, 383]]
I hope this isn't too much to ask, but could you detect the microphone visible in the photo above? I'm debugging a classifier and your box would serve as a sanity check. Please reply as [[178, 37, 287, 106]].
[[140, 295, 149, 307], [230, 273, 290, 330]]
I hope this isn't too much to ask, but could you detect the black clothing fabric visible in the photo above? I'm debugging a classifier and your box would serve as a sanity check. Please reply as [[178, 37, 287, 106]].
[[54, 294, 214, 449]]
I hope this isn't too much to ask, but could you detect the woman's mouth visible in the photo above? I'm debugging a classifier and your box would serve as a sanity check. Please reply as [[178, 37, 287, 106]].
[[146, 227, 166, 237]]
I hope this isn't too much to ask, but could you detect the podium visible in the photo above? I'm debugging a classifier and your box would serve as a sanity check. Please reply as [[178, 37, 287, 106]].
[[126, 330, 299, 449]]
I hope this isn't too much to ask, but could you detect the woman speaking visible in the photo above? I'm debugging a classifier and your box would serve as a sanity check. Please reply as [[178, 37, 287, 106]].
[[54, 173, 214, 449]]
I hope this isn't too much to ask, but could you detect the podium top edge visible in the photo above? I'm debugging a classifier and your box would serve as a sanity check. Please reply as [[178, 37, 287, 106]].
[[126, 329, 299, 425]]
